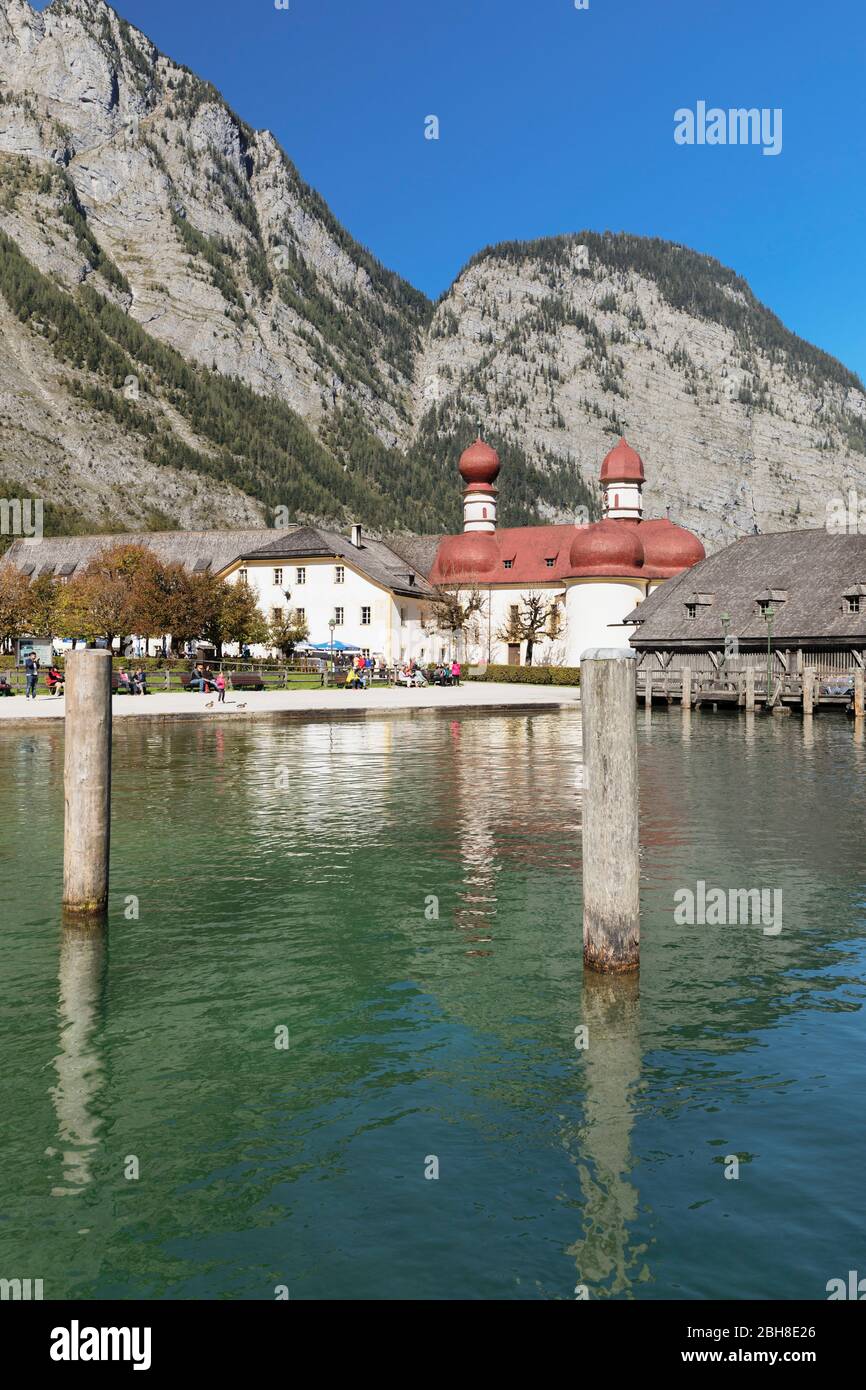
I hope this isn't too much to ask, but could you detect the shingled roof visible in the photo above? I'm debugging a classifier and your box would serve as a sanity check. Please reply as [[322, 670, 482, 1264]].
[[1, 525, 435, 598], [241, 527, 435, 598], [1, 529, 282, 580], [628, 530, 866, 646], [383, 533, 444, 582]]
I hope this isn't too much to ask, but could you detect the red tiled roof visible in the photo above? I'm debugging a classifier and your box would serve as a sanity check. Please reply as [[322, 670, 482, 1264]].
[[429, 519, 705, 585]]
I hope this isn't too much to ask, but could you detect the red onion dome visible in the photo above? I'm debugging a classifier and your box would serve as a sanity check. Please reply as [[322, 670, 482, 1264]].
[[434, 531, 498, 579], [638, 519, 705, 575], [568, 518, 645, 575], [459, 438, 501, 486], [600, 437, 645, 484]]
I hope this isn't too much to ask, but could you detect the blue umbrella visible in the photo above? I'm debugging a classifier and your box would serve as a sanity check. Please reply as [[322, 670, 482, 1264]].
[[307, 640, 362, 652]]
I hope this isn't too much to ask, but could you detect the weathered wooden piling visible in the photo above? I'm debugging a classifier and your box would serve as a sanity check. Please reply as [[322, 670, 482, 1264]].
[[644, 669, 652, 709], [802, 667, 814, 717], [745, 667, 755, 712], [681, 667, 691, 710], [581, 648, 640, 974], [854, 669, 865, 719], [63, 650, 112, 916]]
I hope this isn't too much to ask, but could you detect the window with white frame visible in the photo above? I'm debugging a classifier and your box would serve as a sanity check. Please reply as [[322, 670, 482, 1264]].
[[238, 568, 248, 583], [296, 608, 305, 622], [271, 607, 283, 622], [335, 566, 345, 584], [296, 567, 306, 584], [334, 607, 344, 625], [361, 607, 371, 625], [273, 568, 283, 587]]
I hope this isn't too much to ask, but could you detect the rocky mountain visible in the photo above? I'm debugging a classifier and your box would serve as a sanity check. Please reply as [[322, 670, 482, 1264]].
[[0, 0, 864, 549]]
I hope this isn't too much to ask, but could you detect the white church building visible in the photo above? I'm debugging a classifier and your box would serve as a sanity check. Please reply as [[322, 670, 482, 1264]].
[[427, 436, 705, 667]]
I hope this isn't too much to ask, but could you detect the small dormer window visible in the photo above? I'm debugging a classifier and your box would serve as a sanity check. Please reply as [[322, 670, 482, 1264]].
[[755, 590, 786, 615], [846, 595, 862, 615], [503, 559, 513, 570], [545, 558, 555, 569], [685, 603, 697, 620]]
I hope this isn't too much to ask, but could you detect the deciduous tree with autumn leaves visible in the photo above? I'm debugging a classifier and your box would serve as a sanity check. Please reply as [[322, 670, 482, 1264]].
[[0, 543, 272, 655]]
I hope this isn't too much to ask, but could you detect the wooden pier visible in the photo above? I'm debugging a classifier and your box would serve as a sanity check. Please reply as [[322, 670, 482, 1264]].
[[635, 661, 865, 717]]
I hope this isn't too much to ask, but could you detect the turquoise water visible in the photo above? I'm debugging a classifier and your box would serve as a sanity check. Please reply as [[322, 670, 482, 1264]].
[[1, 707, 864, 1300]]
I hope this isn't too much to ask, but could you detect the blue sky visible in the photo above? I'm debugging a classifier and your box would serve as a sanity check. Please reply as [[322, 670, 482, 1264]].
[[33, 0, 866, 380]]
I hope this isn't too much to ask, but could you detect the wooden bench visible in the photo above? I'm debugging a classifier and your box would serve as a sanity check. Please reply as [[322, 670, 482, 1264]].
[[179, 673, 219, 692], [229, 671, 266, 692]]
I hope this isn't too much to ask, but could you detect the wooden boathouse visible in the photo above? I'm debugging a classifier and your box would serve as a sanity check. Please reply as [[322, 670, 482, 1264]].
[[626, 530, 866, 716]]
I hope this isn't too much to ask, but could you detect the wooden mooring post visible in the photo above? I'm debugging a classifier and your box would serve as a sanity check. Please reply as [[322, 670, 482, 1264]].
[[63, 650, 113, 916], [854, 669, 865, 720], [581, 648, 640, 974], [802, 667, 815, 717], [745, 667, 755, 713]]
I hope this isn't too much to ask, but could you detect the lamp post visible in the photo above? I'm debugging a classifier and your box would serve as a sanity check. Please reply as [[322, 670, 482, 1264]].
[[763, 606, 775, 708], [328, 616, 336, 670]]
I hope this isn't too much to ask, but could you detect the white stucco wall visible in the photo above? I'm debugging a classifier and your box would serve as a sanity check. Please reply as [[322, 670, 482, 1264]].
[[564, 579, 647, 664], [225, 556, 426, 661]]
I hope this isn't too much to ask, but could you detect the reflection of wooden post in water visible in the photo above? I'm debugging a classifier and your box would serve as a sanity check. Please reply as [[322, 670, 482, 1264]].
[[581, 649, 639, 973], [745, 667, 755, 713], [51, 924, 107, 1196], [63, 650, 112, 916], [681, 667, 691, 710], [567, 971, 642, 1295]]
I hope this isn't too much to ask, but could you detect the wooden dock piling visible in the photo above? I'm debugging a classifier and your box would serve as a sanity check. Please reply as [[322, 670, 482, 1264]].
[[581, 648, 640, 974], [745, 667, 755, 712], [63, 650, 112, 916], [855, 669, 865, 720], [681, 668, 691, 710], [802, 667, 814, 717]]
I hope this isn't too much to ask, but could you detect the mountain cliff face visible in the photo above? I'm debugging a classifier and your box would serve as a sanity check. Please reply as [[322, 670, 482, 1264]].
[[0, 0, 864, 547], [421, 235, 866, 547]]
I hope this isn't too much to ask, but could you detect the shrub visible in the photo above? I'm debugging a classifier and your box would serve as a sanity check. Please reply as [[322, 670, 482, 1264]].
[[466, 663, 580, 686]]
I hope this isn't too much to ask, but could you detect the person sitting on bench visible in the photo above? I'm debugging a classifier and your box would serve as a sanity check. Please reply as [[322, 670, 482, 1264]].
[[46, 665, 65, 696], [0, 676, 13, 697]]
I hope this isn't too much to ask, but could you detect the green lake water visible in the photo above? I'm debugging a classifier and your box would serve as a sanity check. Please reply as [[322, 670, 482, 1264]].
[[0, 707, 864, 1300]]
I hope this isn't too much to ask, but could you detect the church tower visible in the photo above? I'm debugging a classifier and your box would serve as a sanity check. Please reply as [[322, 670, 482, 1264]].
[[600, 438, 645, 520], [459, 438, 501, 533]]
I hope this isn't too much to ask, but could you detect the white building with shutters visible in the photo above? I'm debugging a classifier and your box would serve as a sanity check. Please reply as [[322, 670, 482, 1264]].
[[218, 524, 438, 664]]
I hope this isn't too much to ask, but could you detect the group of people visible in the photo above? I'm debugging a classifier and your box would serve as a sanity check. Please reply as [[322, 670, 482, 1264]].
[[0, 652, 55, 698], [344, 655, 382, 689], [187, 664, 226, 700], [117, 668, 150, 696], [397, 659, 461, 689], [432, 661, 461, 687]]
